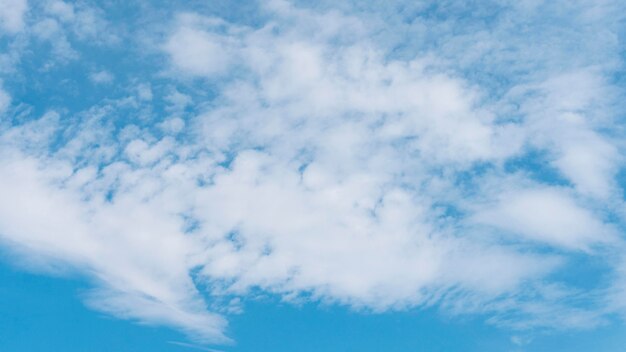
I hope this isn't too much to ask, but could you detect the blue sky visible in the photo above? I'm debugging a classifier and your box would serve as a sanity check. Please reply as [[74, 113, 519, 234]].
[[3, 260, 626, 352], [0, 0, 625, 351]]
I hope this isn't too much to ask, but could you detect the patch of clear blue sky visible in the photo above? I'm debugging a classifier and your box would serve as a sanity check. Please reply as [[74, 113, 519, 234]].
[[1, 256, 626, 352]]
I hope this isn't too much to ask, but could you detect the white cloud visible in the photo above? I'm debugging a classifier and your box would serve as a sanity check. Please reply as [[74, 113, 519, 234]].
[[0, 146, 229, 343], [32, 17, 78, 62], [164, 15, 239, 78], [159, 117, 185, 134], [89, 69, 114, 84], [165, 88, 192, 112], [18, 0, 119, 70], [44, 0, 117, 44], [137, 83, 153, 101], [471, 188, 616, 251], [0, 0, 27, 33], [511, 71, 622, 199], [45, 0, 74, 22]]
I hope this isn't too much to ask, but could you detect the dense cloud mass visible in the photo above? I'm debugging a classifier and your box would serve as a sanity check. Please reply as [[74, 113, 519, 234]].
[[0, 0, 625, 343]]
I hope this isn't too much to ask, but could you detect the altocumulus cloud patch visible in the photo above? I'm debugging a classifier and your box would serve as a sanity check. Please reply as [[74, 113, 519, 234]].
[[0, 0, 625, 345]]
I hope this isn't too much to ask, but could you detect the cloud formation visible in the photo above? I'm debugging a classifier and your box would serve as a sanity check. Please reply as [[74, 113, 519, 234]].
[[0, 0, 625, 344], [0, 0, 28, 33]]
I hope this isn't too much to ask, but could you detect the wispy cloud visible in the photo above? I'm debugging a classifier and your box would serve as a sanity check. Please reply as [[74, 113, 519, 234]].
[[168, 341, 225, 352]]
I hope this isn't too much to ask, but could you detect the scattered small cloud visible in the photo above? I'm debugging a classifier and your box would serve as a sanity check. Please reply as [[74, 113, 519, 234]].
[[89, 70, 114, 84]]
